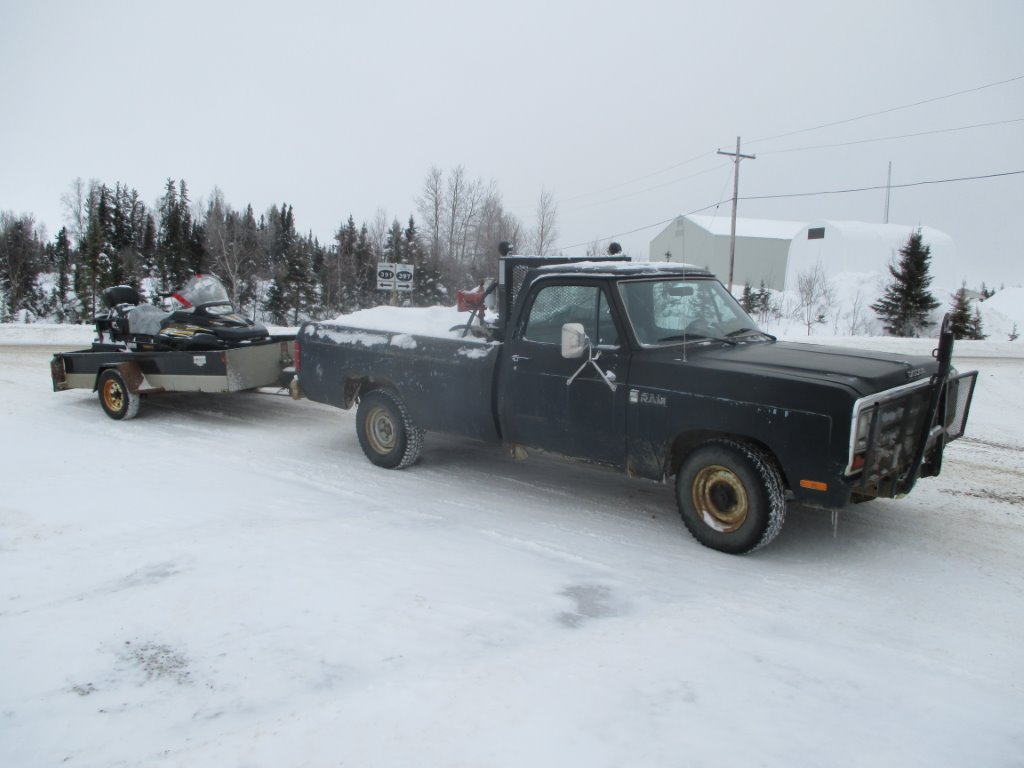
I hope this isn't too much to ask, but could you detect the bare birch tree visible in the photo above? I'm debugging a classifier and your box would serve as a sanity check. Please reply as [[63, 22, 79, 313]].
[[416, 166, 444, 270], [529, 187, 559, 256], [368, 207, 389, 262], [796, 260, 835, 336]]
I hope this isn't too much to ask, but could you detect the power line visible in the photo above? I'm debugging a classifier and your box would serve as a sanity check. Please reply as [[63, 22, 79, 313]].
[[739, 170, 1024, 201], [758, 117, 1024, 156], [561, 151, 717, 204], [558, 200, 726, 251], [747, 73, 1024, 146], [557, 169, 1024, 252], [549, 73, 1024, 216], [567, 162, 729, 211]]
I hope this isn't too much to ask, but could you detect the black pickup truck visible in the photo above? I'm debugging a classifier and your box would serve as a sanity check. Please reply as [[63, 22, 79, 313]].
[[293, 255, 977, 554]]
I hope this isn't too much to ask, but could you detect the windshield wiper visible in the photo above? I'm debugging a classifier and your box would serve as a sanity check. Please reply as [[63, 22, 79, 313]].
[[656, 333, 736, 346], [726, 327, 777, 341]]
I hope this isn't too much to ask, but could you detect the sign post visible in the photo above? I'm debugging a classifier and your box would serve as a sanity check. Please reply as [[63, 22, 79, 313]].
[[378, 262, 414, 304]]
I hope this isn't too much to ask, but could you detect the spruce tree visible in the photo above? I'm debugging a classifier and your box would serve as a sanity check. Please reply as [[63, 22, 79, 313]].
[[77, 191, 115, 319], [352, 223, 375, 310], [739, 281, 754, 314], [51, 227, 77, 322], [948, 283, 973, 340], [406, 215, 446, 307], [871, 229, 940, 337], [333, 215, 359, 313], [0, 213, 43, 321], [967, 306, 986, 340], [156, 179, 192, 289]]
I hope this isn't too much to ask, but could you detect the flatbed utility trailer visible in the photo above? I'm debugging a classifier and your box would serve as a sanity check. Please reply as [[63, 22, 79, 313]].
[[50, 337, 296, 420]]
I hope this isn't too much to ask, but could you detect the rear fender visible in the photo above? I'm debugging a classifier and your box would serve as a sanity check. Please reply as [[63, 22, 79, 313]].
[[95, 361, 147, 393]]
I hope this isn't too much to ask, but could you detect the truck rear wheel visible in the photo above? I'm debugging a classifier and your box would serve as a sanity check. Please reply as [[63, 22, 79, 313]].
[[98, 369, 141, 421], [675, 439, 785, 554], [356, 389, 424, 469]]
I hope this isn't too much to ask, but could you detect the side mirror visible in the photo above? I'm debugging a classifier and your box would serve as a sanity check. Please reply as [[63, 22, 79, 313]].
[[561, 323, 587, 359]]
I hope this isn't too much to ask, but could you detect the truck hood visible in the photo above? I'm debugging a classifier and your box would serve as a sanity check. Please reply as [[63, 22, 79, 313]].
[[655, 339, 937, 398]]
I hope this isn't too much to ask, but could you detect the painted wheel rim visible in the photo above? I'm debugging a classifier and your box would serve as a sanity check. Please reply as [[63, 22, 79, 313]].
[[102, 379, 125, 413], [366, 406, 397, 454], [691, 464, 749, 533]]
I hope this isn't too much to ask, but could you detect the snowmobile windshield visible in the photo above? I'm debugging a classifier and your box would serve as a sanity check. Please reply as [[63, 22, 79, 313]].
[[178, 274, 231, 307], [618, 278, 765, 347]]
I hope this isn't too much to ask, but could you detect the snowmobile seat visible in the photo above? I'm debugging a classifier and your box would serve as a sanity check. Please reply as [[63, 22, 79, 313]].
[[102, 285, 142, 309], [128, 303, 170, 337]]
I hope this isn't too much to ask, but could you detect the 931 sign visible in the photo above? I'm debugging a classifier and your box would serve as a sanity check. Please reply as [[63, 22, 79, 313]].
[[377, 263, 415, 292]]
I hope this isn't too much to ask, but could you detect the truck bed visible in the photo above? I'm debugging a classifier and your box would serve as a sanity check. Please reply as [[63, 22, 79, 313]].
[[298, 321, 503, 442]]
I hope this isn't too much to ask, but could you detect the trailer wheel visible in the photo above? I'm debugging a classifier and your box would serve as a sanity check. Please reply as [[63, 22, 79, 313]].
[[675, 439, 785, 554], [98, 369, 141, 421], [356, 389, 423, 469]]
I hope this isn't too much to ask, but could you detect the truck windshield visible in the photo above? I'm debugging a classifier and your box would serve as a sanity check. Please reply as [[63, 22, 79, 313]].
[[618, 278, 761, 347]]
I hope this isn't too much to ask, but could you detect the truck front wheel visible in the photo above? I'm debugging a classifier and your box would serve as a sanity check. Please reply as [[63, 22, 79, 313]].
[[356, 389, 424, 469], [675, 439, 786, 554]]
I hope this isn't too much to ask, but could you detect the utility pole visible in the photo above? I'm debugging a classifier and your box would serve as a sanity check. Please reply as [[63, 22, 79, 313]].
[[717, 136, 756, 292], [883, 161, 892, 224]]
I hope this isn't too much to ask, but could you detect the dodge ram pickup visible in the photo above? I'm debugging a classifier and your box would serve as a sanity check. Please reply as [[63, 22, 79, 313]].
[[293, 255, 977, 554]]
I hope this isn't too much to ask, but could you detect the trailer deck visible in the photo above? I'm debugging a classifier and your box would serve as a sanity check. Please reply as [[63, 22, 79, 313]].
[[51, 337, 295, 419]]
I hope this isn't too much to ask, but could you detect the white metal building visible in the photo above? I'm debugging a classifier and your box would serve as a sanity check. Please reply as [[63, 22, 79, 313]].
[[786, 220, 959, 292], [649, 214, 805, 290], [650, 214, 960, 293]]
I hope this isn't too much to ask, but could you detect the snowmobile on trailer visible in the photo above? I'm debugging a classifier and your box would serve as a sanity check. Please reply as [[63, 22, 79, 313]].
[[94, 273, 271, 351], [51, 274, 296, 420]]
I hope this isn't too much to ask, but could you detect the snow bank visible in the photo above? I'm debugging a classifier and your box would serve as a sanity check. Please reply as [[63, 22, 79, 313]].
[[977, 286, 1024, 339]]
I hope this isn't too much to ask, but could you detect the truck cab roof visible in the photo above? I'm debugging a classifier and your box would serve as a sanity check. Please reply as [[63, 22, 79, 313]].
[[531, 260, 713, 279]]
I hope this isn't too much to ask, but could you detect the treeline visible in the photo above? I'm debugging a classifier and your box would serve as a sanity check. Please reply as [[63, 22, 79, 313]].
[[0, 166, 556, 324]]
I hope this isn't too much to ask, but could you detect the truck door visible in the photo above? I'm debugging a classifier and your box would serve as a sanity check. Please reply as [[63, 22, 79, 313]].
[[498, 282, 629, 467]]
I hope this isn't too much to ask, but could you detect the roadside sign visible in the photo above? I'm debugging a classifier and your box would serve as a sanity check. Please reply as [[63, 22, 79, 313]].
[[377, 263, 396, 290], [395, 263, 414, 292]]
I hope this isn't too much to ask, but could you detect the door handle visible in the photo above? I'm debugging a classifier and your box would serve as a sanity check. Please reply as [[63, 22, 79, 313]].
[[511, 354, 531, 363]]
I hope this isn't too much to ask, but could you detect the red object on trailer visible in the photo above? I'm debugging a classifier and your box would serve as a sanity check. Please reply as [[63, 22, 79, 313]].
[[457, 287, 486, 312]]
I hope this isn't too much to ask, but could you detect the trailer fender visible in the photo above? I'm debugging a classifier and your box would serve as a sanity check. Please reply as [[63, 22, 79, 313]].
[[94, 361, 158, 394], [50, 355, 70, 391]]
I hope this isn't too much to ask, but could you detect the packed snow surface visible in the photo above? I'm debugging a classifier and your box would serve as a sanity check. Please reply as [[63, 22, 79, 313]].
[[1, 323, 1022, 767]]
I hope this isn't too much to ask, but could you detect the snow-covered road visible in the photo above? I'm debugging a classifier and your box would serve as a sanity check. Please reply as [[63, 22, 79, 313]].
[[1, 336, 1022, 767]]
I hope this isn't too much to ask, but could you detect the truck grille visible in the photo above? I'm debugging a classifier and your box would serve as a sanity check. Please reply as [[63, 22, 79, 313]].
[[847, 371, 978, 495], [855, 388, 931, 484]]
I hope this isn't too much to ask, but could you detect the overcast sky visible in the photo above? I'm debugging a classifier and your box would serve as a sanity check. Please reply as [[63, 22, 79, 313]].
[[2, 0, 1022, 287]]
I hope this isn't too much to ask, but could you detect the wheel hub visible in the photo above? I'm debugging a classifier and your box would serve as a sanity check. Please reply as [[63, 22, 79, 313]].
[[366, 407, 396, 453], [692, 464, 749, 533], [103, 380, 125, 411]]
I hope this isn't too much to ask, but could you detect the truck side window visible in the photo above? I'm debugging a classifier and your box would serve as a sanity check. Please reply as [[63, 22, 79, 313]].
[[523, 285, 620, 347]]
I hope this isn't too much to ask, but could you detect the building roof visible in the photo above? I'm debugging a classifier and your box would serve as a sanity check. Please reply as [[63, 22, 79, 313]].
[[686, 214, 806, 240], [799, 219, 954, 248]]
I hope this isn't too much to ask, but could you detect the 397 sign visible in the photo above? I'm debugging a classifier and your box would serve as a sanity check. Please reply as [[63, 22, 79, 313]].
[[377, 262, 415, 292]]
